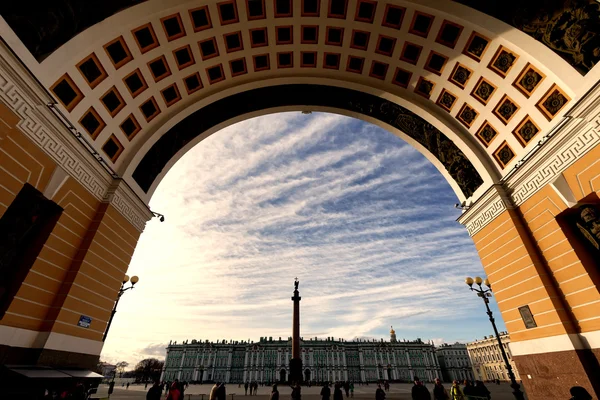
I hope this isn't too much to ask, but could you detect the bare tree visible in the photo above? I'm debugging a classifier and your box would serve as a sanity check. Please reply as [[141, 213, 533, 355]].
[[116, 361, 129, 378], [134, 358, 165, 382]]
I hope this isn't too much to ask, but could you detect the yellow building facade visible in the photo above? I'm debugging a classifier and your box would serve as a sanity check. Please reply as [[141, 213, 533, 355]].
[[467, 333, 520, 383], [0, 1, 599, 399]]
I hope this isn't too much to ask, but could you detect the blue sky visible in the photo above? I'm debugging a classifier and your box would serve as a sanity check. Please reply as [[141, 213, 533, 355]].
[[101, 112, 505, 365]]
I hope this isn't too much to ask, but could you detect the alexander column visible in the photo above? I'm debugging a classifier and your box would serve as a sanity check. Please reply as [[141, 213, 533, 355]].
[[289, 278, 302, 384]]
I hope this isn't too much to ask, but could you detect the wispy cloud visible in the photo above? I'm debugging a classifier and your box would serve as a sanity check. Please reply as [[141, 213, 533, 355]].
[[100, 112, 503, 365]]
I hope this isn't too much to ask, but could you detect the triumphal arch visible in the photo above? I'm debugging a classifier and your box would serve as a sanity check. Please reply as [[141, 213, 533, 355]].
[[0, 1, 599, 398]]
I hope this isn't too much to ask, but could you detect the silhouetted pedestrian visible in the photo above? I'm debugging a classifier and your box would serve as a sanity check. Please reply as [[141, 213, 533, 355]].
[[411, 377, 431, 400], [334, 383, 344, 400], [270, 384, 280, 400], [433, 378, 448, 400], [147, 381, 162, 400], [321, 382, 331, 400], [375, 384, 386, 400], [210, 382, 221, 400], [218, 383, 227, 400], [291, 383, 301, 400], [462, 381, 474, 398]]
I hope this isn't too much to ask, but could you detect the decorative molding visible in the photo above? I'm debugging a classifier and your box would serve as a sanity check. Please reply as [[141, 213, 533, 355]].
[[0, 42, 110, 199], [508, 117, 600, 206], [1, 35, 599, 237], [457, 185, 510, 237], [104, 179, 153, 232], [505, 83, 600, 208], [0, 41, 150, 233], [458, 83, 600, 237]]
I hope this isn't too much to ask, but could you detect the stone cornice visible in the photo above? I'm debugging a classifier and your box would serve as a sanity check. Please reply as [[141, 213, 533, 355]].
[[104, 179, 154, 232], [506, 115, 599, 207], [458, 83, 600, 237], [456, 185, 511, 237], [0, 41, 151, 232], [2, 35, 598, 237]]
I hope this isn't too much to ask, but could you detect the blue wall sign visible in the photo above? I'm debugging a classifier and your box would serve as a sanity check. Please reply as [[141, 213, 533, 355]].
[[78, 315, 92, 328]]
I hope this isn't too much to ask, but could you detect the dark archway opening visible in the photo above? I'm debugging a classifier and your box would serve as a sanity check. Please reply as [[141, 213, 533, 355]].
[[280, 369, 286, 383]]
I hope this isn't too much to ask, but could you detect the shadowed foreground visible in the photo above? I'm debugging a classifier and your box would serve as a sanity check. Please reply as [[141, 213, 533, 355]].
[[97, 382, 527, 400]]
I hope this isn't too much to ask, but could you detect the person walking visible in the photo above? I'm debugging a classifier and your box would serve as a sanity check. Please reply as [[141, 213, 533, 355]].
[[334, 383, 344, 400], [474, 381, 490, 400], [344, 382, 350, 398], [411, 377, 431, 400], [245, 382, 249, 395], [180, 380, 186, 398], [433, 378, 448, 400], [291, 383, 301, 400], [126, 382, 130, 390], [147, 381, 162, 400], [254, 381, 259, 395], [210, 382, 222, 400], [462, 381, 474, 399], [321, 382, 331, 400], [449, 381, 464, 400], [217, 382, 227, 400], [349, 382, 354, 398], [270, 384, 280, 400], [167, 382, 182, 400], [375, 384, 386, 400]]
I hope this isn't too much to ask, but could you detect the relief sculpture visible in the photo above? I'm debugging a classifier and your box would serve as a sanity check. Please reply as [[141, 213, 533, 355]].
[[1, 0, 147, 61], [576, 205, 600, 251], [348, 99, 483, 198], [455, 0, 600, 75]]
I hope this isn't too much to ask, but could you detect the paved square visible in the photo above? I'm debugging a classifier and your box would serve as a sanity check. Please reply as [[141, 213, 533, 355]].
[[97, 382, 526, 400]]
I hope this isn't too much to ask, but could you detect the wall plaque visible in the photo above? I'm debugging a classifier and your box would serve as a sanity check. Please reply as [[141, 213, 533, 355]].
[[518, 305, 537, 329], [78, 315, 92, 328]]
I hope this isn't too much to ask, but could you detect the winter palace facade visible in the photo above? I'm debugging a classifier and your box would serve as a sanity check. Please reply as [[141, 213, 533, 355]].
[[161, 328, 441, 383]]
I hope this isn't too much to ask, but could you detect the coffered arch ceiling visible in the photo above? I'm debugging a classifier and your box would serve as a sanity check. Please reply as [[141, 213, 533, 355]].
[[1, 0, 598, 203]]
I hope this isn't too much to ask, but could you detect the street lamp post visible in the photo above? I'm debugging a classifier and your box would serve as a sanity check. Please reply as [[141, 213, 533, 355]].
[[465, 276, 525, 400], [102, 274, 139, 342]]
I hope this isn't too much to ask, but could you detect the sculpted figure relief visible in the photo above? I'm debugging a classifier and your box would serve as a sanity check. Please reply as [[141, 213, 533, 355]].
[[577, 205, 600, 250]]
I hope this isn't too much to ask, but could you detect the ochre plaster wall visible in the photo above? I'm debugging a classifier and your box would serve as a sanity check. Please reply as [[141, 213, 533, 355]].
[[0, 101, 141, 359], [471, 141, 600, 399]]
